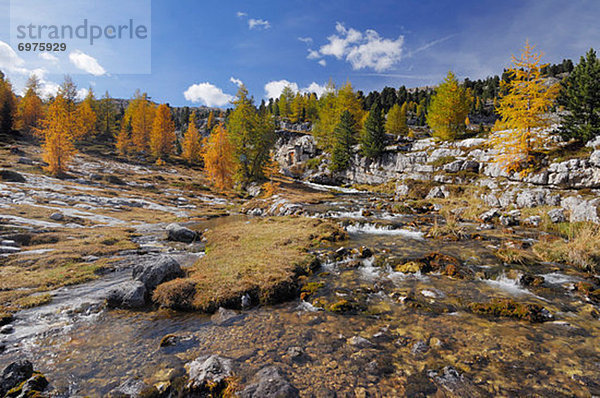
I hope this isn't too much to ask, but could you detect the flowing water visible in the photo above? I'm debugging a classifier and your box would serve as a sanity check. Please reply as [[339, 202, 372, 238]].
[[2, 190, 600, 397]]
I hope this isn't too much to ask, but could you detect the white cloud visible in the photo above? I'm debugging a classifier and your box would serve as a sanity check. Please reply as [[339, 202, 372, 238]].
[[236, 11, 247, 18], [264, 80, 328, 99], [248, 18, 270, 30], [68, 50, 106, 76], [315, 22, 404, 72], [0, 41, 27, 74], [77, 88, 89, 100], [39, 80, 60, 99], [184, 82, 233, 107], [38, 52, 59, 64], [264, 80, 299, 99], [298, 37, 313, 44], [303, 82, 327, 97], [229, 77, 243, 87], [306, 49, 321, 60], [318, 59, 327, 67]]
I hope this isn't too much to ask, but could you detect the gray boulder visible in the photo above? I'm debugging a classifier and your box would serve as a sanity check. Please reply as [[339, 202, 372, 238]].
[[561, 197, 600, 223], [443, 160, 463, 173], [166, 223, 198, 243], [589, 149, 600, 167], [0, 360, 34, 396], [0, 170, 26, 183], [106, 281, 147, 309], [524, 216, 542, 227], [239, 366, 299, 398], [132, 256, 184, 291], [50, 212, 64, 221], [186, 355, 233, 392], [108, 378, 153, 397], [479, 209, 499, 222], [426, 186, 449, 199], [547, 208, 566, 223]]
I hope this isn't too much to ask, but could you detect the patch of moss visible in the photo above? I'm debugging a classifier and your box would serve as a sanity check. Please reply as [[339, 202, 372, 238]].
[[300, 281, 325, 301], [469, 298, 550, 323]]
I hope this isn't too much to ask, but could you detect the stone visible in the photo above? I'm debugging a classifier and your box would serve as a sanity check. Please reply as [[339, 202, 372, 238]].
[[0, 360, 34, 396], [561, 196, 600, 223], [524, 216, 542, 227], [443, 160, 464, 173], [0, 170, 26, 183], [394, 183, 410, 199], [0, 246, 20, 254], [0, 324, 14, 334], [49, 212, 64, 221], [479, 209, 499, 222], [589, 150, 600, 167], [411, 340, 429, 355], [132, 256, 184, 291], [19, 374, 49, 395], [239, 366, 299, 398], [106, 281, 147, 309], [547, 208, 566, 223], [286, 346, 308, 363], [426, 186, 449, 199], [17, 157, 34, 165], [211, 307, 241, 326], [347, 336, 374, 348], [166, 223, 198, 243], [108, 378, 153, 397], [461, 160, 480, 173], [186, 355, 233, 392]]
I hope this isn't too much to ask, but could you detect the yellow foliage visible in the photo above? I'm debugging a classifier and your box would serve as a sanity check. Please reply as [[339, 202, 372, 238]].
[[426, 71, 473, 140], [36, 95, 77, 176], [182, 112, 203, 164], [17, 76, 44, 133], [202, 123, 235, 191], [125, 91, 155, 153], [490, 41, 559, 176], [76, 99, 97, 139], [149, 103, 176, 159]]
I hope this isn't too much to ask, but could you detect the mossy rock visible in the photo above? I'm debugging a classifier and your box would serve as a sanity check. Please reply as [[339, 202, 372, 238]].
[[0, 311, 13, 326], [395, 261, 425, 273], [300, 282, 325, 300], [469, 298, 551, 323], [328, 299, 355, 313]]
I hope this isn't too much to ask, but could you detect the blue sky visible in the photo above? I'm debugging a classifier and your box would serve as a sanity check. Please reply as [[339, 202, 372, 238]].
[[1, 0, 599, 107]]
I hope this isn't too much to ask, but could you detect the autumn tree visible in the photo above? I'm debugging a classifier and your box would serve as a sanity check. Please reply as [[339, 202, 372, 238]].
[[150, 103, 176, 160], [18, 74, 44, 133], [36, 95, 77, 175], [290, 92, 305, 123], [278, 86, 295, 119], [490, 41, 558, 175], [206, 110, 215, 132], [228, 85, 276, 184], [115, 118, 133, 155], [0, 72, 17, 136], [125, 90, 155, 153], [330, 110, 357, 172], [76, 88, 97, 139], [360, 105, 386, 158], [97, 91, 118, 137], [182, 112, 203, 164], [203, 123, 235, 191], [557, 48, 600, 144], [385, 102, 408, 136], [426, 71, 473, 140]]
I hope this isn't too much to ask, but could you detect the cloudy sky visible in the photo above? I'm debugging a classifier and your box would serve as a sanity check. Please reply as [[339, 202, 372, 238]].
[[0, 0, 599, 106]]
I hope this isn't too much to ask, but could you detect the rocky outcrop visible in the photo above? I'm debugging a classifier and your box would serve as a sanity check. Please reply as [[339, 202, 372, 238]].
[[185, 355, 234, 393], [239, 366, 299, 398], [0, 170, 26, 183], [0, 360, 48, 397]]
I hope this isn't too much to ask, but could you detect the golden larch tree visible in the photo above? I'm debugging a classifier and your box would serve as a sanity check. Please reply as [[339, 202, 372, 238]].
[[182, 112, 203, 164], [115, 118, 133, 156], [385, 102, 408, 136], [202, 123, 235, 191], [206, 110, 215, 132], [127, 91, 155, 153], [18, 74, 44, 133], [490, 41, 559, 175], [76, 91, 97, 139], [150, 103, 176, 160], [36, 95, 77, 176], [426, 71, 473, 140]]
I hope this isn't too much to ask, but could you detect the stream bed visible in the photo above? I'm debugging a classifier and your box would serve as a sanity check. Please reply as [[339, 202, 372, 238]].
[[2, 190, 600, 397]]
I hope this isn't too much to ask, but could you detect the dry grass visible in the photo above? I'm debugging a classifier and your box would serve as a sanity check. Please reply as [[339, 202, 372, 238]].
[[153, 217, 346, 312], [533, 223, 600, 272]]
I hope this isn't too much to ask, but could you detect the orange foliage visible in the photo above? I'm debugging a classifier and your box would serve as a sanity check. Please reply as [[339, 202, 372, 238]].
[[150, 103, 176, 160], [182, 112, 203, 164], [202, 123, 235, 191]]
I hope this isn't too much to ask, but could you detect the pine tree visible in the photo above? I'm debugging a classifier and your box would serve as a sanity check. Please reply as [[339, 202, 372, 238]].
[[278, 86, 295, 119], [426, 71, 473, 140], [360, 105, 386, 158], [18, 74, 44, 133], [0, 75, 17, 136], [150, 103, 176, 160], [228, 85, 276, 183], [490, 41, 558, 175], [203, 123, 235, 191], [385, 103, 408, 136], [97, 91, 118, 137], [290, 93, 304, 123], [36, 95, 77, 176], [330, 111, 356, 172], [182, 112, 202, 164], [557, 48, 600, 144]]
